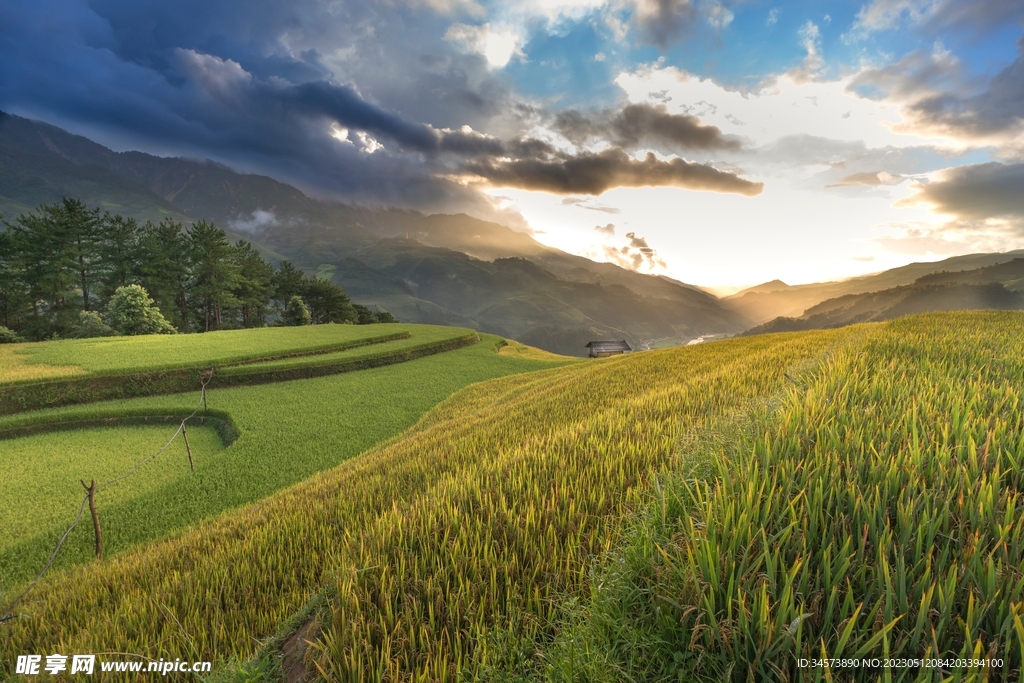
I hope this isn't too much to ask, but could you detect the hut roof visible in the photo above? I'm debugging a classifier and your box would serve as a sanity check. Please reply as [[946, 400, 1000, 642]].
[[584, 340, 632, 353]]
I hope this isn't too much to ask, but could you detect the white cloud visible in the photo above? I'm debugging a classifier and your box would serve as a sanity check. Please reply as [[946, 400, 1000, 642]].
[[872, 220, 1024, 258], [401, 0, 487, 18], [496, 62, 1005, 287], [706, 3, 734, 29], [767, 8, 780, 26], [789, 21, 825, 84], [172, 49, 252, 105], [330, 124, 353, 144], [355, 131, 384, 153], [612, 64, 920, 150], [850, 0, 942, 35], [517, 0, 608, 23], [229, 209, 279, 234], [443, 23, 525, 68]]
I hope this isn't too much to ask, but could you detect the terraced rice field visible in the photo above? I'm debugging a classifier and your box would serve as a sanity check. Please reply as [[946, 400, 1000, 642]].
[[0, 324, 423, 384], [2, 312, 1022, 682], [0, 330, 568, 599]]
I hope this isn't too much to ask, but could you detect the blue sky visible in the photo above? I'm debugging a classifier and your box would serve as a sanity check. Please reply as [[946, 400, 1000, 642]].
[[1, 0, 1023, 287]]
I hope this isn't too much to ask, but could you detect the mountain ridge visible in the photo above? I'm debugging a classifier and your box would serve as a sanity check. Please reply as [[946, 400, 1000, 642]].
[[0, 111, 749, 354], [727, 250, 1024, 324], [744, 259, 1024, 335]]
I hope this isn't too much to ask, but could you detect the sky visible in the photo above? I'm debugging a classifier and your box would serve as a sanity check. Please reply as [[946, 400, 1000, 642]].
[[2, 0, 1023, 289]]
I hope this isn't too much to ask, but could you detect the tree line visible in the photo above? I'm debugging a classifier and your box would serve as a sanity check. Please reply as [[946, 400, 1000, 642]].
[[0, 198, 393, 341]]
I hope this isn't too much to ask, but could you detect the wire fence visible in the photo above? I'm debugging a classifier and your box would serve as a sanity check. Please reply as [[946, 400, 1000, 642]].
[[0, 371, 213, 625]]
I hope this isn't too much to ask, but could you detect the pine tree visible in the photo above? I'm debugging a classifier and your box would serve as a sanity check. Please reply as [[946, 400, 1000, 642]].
[[0, 228, 28, 331], [231, 241, 276, 327], [303, 276, 356, 324], [7, 203, 79, 337], [189, 221, 240, 331], [100, 214, 143, 298], [60, 198, 105, 312]]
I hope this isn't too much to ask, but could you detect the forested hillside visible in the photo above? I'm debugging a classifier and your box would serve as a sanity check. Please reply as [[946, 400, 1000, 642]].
[[0, 199, 391, 341]]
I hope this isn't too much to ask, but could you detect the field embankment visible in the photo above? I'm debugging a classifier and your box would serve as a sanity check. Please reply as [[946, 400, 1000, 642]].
[[0, 325, 477, 414]]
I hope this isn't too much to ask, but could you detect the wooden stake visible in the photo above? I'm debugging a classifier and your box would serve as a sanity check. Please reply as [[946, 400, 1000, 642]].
[[200, 369, 213, 414], [182, 422, 194, 472], [80, 479, 101, 560]]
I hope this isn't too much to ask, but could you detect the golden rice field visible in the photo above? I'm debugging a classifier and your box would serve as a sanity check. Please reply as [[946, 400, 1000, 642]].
[[1, 311, 1022, 682], [0, 326, 838, 680], [533, 312, 1024, 682], [0, 344, 89, 384]]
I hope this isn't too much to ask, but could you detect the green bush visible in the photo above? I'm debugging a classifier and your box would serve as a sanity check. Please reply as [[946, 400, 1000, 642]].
[[106, 284, 176, 336], [71, 310, 116, 338], [0, 325, 25, 344], [282, 295, 311, 326]]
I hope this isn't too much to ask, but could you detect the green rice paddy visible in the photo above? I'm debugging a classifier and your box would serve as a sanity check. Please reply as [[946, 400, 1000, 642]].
[[0, 331, 572, 593]]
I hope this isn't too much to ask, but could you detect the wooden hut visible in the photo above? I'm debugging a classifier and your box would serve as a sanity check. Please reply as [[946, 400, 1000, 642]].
[[585, 340, 632, 358]]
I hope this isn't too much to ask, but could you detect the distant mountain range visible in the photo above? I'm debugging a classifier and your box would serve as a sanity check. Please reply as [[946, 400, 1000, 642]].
[[727, 250, 1024, 325], [6, 110, 1024, 352], [743, 259, 1024, 335], [0, 111, 745, 355]]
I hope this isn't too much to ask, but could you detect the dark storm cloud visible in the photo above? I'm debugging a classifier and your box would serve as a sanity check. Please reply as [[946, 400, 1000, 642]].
[[0, 0, 518, 211], [464, 148, 764, 196], [0, 0, 763, 212], [900, 163, 1024, 222], [286, 81, 440, 151], [848, 35, 1024, 148], [554, 103, 740, 153]]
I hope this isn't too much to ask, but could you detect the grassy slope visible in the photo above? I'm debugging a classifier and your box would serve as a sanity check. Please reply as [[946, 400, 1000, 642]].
[[2, 425, 224, 575], [3, 313, 1021, 682], [0, 324, 445, 383], [0, 333, 568, 593], [0, 327, 835, 680], [534, 312, 1024, 682], [215, 326, 462, 376]]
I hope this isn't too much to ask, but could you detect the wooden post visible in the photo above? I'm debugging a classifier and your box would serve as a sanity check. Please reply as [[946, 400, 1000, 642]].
[[182, 422, 194, 472], [80, 479, 101, 560], [200, 369, 213, 414]]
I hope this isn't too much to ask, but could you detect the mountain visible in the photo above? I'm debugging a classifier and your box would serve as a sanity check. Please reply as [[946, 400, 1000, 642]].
[[0, 113, 193, 225], [0, 112, 749, 354], [728, 251, 1024, 324], [744, 259, 1024, 335], [328, 238, 742, 355]]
